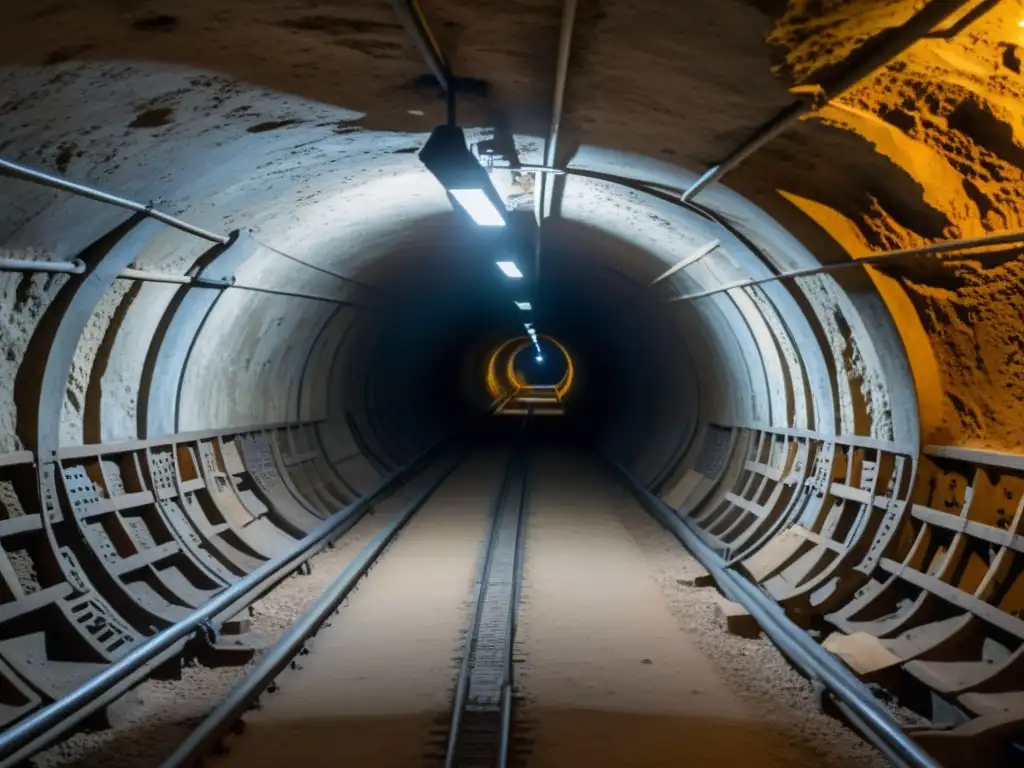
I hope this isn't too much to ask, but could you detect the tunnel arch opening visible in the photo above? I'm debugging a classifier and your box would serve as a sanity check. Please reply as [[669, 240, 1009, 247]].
[[2, 2, 1024, 763]]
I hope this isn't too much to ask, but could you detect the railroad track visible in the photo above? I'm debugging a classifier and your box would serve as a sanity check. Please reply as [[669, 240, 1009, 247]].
[[442, 443, 529, 767], [140, 436, 531, 768]]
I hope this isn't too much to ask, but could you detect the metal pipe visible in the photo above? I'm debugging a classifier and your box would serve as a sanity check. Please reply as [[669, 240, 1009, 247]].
[[116, 267, 193, 285], [665, 228, 1024, 304], [391, 1, 451, 91], [0, 442, 442, 768], [534, 0, 579, 285], [159, 450, 465, 768], [0, 157, 230, 245], [680, 0, 975, 201], [0, 257, 85, 275], [611, 459, 941, 768]]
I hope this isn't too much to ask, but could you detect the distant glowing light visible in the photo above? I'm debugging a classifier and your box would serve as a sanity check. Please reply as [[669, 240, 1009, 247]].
[[450, 189, 506, 226], [496, 261, 523, 278], [514, 301, 532, 310], [1019, 19, 1024, 28], [536, 355, 544, 363]]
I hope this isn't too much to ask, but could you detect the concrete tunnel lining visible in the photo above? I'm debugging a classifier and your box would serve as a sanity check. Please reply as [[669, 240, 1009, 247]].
[[3, 1, 1024, 763]]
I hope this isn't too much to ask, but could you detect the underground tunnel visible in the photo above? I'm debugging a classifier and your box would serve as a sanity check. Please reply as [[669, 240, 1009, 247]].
[[1, 1, 1024, 766]]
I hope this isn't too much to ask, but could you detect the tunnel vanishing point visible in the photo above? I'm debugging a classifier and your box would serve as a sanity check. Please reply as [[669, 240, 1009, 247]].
[[2, 1, 1024, 766]]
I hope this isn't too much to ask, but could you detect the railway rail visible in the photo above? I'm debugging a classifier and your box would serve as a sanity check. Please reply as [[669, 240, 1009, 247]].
[[149, 433, 531, 768]]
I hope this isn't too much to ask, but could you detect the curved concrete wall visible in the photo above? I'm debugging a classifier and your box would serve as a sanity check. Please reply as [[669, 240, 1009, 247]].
[[1, 1, 1023, 760]]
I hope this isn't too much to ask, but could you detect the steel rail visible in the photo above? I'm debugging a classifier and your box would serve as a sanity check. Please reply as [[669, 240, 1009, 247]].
[[445, 448, 518, 767], [159, 448, 467, 767], [444, 430, 529, 768], [499, 446, 530, 768], [0, 441, 444, 768], [610, 459, 941, 768], [680, 0, 977, 201]]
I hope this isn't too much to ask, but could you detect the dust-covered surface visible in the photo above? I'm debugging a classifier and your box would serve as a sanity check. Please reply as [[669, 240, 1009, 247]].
[[205, 452, 500, 768], [29, 485, 418, 768], [758, 0, 1024, 451], [611, 496, 889, 767], [515, 451, 885, 767]]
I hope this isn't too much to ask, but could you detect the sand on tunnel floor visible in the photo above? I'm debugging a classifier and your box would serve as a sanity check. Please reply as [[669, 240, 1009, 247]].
[[514, 449, 885, 767]]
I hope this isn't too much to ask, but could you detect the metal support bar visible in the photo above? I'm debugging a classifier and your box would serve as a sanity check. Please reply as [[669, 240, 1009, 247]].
[[0, 257, 85, 275], [159, 449, 465, 768], [665, 228, 1024, 304], [534, 0, 579, 285], [648, 239, 720, 287], [0, 157, 230, 244], [0, 440, 444, 768], [1, 158, 370, 291], [611, 459, 941, 768], [680, 0, 976, 201], [391, 1, 452, 91]]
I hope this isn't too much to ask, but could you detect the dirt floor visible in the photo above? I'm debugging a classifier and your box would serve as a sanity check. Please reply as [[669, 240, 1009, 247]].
[[515, 450, 885, 767], [205, 451, 502, 768], [31, 448, 890, 767]]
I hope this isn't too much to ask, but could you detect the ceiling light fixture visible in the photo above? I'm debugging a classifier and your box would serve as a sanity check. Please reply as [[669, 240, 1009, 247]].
[[497, 261, 523, 278], [419, 124, 507, 227]]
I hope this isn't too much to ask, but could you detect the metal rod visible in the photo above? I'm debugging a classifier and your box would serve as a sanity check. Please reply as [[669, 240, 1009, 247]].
[[251, 236, 381, 294], [665, 228, 1024, 304], [0, 257, 85, 275], [159, 450, 465, 768], [0, 157, 230, 245], [648, 239, 720, 287], [680, 0, 976, 201], [391, 0, 451, 91], [232, 281, 356, 306], [0, 442, 442, 768], [535, 0, 579, 287], [611, 459, 941, 768], [116, 267, 193, 285]]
